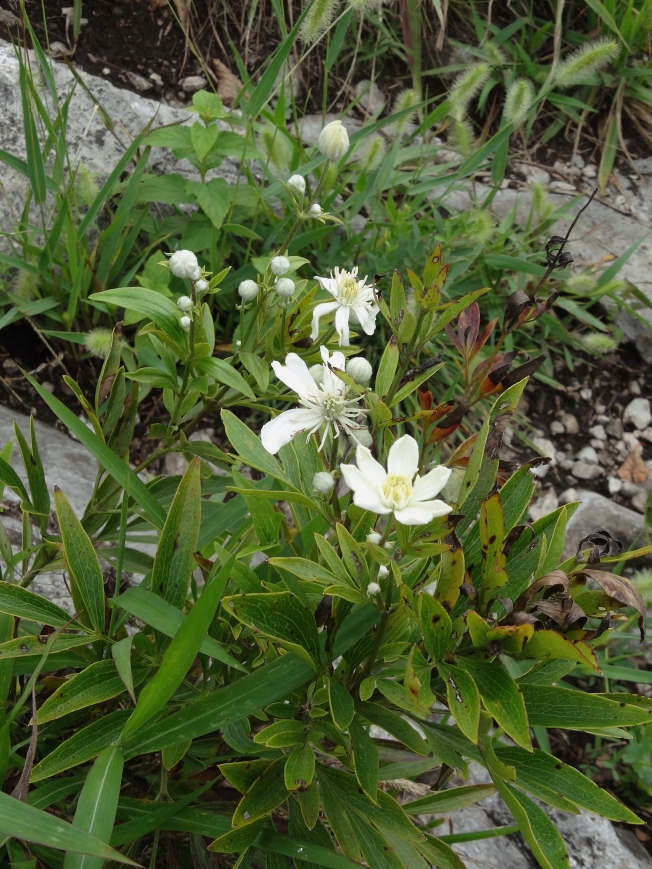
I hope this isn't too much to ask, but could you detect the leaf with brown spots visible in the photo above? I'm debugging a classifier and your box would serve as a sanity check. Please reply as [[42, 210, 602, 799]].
[[418, 594, 452, 663]]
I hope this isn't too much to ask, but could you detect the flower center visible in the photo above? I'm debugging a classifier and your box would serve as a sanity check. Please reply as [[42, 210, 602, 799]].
[[381, 474, 413, 511], [319, 390, 346, 421], [338, 276, 360, 305]]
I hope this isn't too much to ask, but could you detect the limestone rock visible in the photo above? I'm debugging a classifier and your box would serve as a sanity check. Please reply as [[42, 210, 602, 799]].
[[564, 490, 647, 558], [624, 398, 652, 431]]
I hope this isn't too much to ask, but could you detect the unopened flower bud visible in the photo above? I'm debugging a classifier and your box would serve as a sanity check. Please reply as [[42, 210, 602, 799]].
[[238, 280, 259, 301], [378, 565, 389, 578], [169, 249, 199, 279], [271, 255, 291, 276], [346, 356, 373, 383], [288, 174, 306, 195], [313, 471, 335, 493], [177, 295, 193, 312], [190, 267, 202, 281], [367, 532, 382, 545], [318, 119, 350, 162], [275, 277, 295, 298], [195, 279, 209, 292], [354, 428, 373, 448], [367, 581, 381, 596], [309, 364, 324, 385], [309, 203, 323, 216], [180, 316, 192, 332]]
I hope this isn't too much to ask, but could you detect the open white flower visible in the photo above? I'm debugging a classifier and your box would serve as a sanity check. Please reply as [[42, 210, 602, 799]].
[[261, 346, 366, 454], [312, 267, 379, 346], [340, 435, 452, 525]]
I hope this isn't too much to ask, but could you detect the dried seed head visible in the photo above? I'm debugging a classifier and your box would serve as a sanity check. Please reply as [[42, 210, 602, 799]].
[[554, 39, 620, 88], [503, 78, 535, 127]]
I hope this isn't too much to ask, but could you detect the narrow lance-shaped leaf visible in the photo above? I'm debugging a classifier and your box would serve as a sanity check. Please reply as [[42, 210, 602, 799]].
[[13, 417, 49, 532], [438, 662, 480, 744], [457, 658, 531, 750]]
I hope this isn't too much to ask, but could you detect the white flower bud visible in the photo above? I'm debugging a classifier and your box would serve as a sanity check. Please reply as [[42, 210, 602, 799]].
[[190, 267, 202, 281], [309, 364, 324, 385], [180, 316, 191, 331], [313, 471, 335, 493], [367, 532, 382, 545], [367, 581, 381, 596], [318, 119, 350, 162], [288, 174, 306, 195], [169, 250, 199, 279], [346, 356, 373, 383], [353, 428, 373, 448], [275, 277, 295, 297], [378, 565, 389, 578], [238, 280, 259, 301], [309, 203, 323, 216], [177, 295, 193, 312], [195, 279, 209, 293], [271, 255, 291, 276], [384, 541, 393, 551]]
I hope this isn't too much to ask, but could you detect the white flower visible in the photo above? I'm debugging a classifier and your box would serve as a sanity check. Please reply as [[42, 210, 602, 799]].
[[367, 581, 381, 596], [318, 119, 350, 162], [271, 255, 291, 276], [340, 435, 452, 526], [169, 250, 199, 279], [177, 295, 193, 312], [195, 279, 209, 293], [378, 565, 389, 578], [275, 278, 295, 298], [366, 532, 382, 545], [312, 266, 379, 346], [288, 174, 306, 195], [355, 428, 373, 448], [260, 346, 366, 454], [309, 203, 323, 216], [180, 316, 192, 332], [238, 280, 259, 301], [346, 357, 373, 383], [313, 471, 336, 493]]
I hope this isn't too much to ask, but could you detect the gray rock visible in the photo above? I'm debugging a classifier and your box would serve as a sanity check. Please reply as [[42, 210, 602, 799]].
[[577, 446, 599, 464], [550, 420, 565, 435], [560, 487, 579, 504], [297, 113, 362, 147], [529, 489, 559, 522], [531, 436, 556, 478], [353, 79, 386, 115], [608, 476, 622, 495], [550, 180, 578, 194], [513, 161, 550, 187], [551, 808, 652, 868], [640, 427, 652, 443], [571, 460, 602, 481], [564, 490, 647, 558], [632, 490, 649, 513], [180, 75, 208, 92], [607, 418, 624, 439], [589, 424, 607, 441], [624, 398, 652, 431], [560, 413, 580, 435], [580, 388, 593, 401]]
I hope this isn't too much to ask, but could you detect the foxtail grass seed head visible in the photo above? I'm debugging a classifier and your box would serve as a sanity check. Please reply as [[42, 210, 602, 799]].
[[578, 332, 617, 355], [531, 182, 553, 220], [347, 0, 385, 10], [169, 249, 199, 279], [258, 123, 292, 174], [359, 134, 386, 172], [318, 119, 350, 162], [449, 63, 490, 115], [238, 280, 259, 301], [180, 316, 192, 332], [84, 328, 113, 359], [76, 163, 99, 207], [485, 42, 506, 67], [467, 210, 495, 243], [503, 78, 535, 127], [275, 277, 295, 298], [271, 255, 291, 276], [195, 279, 209, 293], [449, 117, 475, 156], [346, 356, 373, 383], [313, 471, 336, 493], [288, 174, 306, 195], [310, 203, 324, 216], [391, 88, 418, 136], [177, 295, 193, 312], [12, 270, 38, 300], [300, 0, 338, 45], [566, 273, 597, 293], [554, 39, 620, 88]]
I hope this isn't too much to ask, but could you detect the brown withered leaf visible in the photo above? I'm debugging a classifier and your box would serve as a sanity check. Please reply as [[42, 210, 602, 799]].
[[513, 570, 569, 611], [211, 58, 243, 106], [576, 528, 622, 561], [535, 597, 586, 630], [575, 568, 647, 642], [617, 443, 649, 484]]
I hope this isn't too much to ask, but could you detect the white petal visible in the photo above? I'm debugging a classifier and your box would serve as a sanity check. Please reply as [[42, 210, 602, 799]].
[[329, 350, 346, 371], [387, 435, 420, 479], [395, 499, 452, 525], [311, 301, 340, 340], [271, 354, 318, 399], [260, 407, 323, 454], [352, 302, 379, 336], [315, 275, 339, 299], [340, 464, 390, 514], [411, 466, 452, 502], [356, 444, 388, 486], [335, 305, 351, 346]]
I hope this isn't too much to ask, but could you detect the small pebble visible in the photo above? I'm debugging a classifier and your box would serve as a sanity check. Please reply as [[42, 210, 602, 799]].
[[607, 476, 622, 495], [555, 451, 566, 463], [571, 460, 601, 480], [41, 381, 54, 393], [595, 403, 607, 414], [559, 487, 579, 504], [590, 439, 605, 450], [560, 413, 579, 435], [580, 388, 593, 400], [629, 381, 642, 396], [640, 427, 652, 443], [550, 421, 565, 435], [623, 432, 641, 452], [623, 397, 652, 431], [560, 458, 576, 471], [589, 424, 607, 441], [621, 481, 642, 498], [595, 414, 609, 424], [632, 491, 649, 513], [577, 446, 599, 464]]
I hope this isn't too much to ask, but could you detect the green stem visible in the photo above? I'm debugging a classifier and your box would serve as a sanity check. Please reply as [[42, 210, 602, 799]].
[[170, 281, 198, 428], [328, 435, 341, 522], [360, 520, 394, 679], [279, 161, 330, 255]]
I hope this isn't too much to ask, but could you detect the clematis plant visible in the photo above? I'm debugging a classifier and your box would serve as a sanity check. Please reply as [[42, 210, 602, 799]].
[[312, 266, 379, 346]]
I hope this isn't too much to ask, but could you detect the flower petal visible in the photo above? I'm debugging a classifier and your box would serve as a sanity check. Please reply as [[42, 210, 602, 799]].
[[315, 275, 338, 298], [271, 353, 318, 399], [260, 407, 323, 454], [355, 444, 387, 486], [395, 499, 452, 525], [334, 305, 351, 346], [311, 301, 340, 340], [411, 466, 452, 502], [352, 302, 379, 336], [340, 463, 390, 514], [387, 435, 420, 479], [329, 350, 346, 371]]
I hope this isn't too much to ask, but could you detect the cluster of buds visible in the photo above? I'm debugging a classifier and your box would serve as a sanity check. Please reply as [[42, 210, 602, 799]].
[[165, 250, 214, 333]]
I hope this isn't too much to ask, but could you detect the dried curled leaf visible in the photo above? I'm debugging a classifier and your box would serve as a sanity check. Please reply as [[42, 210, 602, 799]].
[[211, 58, 243, 106], [574, 569, 647, 642], [617, 443, 649, 484]]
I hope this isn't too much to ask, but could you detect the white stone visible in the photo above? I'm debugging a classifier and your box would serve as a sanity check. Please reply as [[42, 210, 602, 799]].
[[180, 75, 208, 92], [549, 180, 577, 193], [528, 489, 559, 522], [559, 487, 579, 504], [560, 413, 579, 434], [632, 490, 649, 513], [589, 424, 607, 441], [577, 446, 599, 464], [580, 388, 593, 400], [623, 397, 652, 430], [513, 161, 550, 187], [640, 427, 652, 443], [531, 436, 556, 478], [608, 476, 622, 495], [624, 432, 642, 452], [630, 380, 642, 395], [582, 163, 598, 178], [550, 420, 565, 435], [571, 460, 602, 480]]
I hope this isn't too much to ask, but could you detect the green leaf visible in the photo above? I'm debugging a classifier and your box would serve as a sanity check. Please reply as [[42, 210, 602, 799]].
[[112, 636, 136, 704], [54, 488, 105, 634], [30, 710, 131, 782], [220, 759, 270, 793], [221, 410, 295, 487], [14, 418, 49, 531], [0, 582, 80, 629], [284, 744, 316, 790], [89, 287, 185, 346], [374, 338, 399, 399], [269, 558, 337, 586], [419, 594, 452, 663], [457, 658, 531, 750], [403, 784, 496, 815], [19, 66, 47, 204], [222, 591, 320, 667], [521, 684, 652, 729], [517, 630, 599, 670], [123, 551, 237, 737], [348, 715, 379, 804], [209, 819, 266, 854], [195, 357, 256, 400], [318, 768, 362, 862], [186, 178, 230, 229], [0, 791, 133, 864], [233, 757, 289, 827], [191, 122, 219, 161], [37, 660, 133, 723], [162, 740, 191, 770], [357, 701, 430, 756], [151, 458, 202, 609], [352, 812, 405, 869], [0, 633, 94, 659], [63, 746, 124, 869], [416, 835, 467, 869], [240, 351, 269, 391], [438, 662, 480, 744], [126, 368, 176, 389], [113, 587, 241, 670], [0, 455, 30, 503], [328, 676, 355, 730]]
